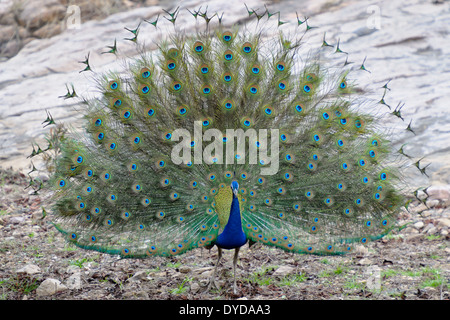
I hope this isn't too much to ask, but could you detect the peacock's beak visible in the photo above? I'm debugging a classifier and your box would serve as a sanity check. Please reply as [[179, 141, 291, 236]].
[[231, 180, 239, 197]]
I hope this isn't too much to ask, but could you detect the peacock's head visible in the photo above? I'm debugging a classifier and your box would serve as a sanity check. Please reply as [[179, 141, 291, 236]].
[[231, 180, 239, 198]]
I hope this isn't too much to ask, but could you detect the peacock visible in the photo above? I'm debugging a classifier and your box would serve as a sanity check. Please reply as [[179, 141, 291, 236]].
[[29, 5, 426, 294]]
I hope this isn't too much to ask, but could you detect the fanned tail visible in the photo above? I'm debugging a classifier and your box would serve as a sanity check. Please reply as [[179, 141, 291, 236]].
[[31, 6, 419, 258]]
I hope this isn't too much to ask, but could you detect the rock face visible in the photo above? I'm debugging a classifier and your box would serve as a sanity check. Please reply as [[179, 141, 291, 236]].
[[0, 0, 65, 58], [0, 0, 449, 191], [0, 0, 156, 59], [17, 0, 66, 30]]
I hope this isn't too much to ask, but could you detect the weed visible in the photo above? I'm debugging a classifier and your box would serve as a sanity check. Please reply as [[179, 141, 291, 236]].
[[46, 231, 55, 244], [0, 275, 39, 296], [318, 270, 331, 278], [419, 267, 447, 289], [170, 277, 193, 294], [149, 266, 161, 273], [343, 276, 366, 291], [334, 265, 346, 275], [63, 243, 78, 252], [381, 269, 399, 279], [245, 266, 275, 286], [278, 273, 306, 286], [166, 262, 181, 269], [70, 258, 88, 268]]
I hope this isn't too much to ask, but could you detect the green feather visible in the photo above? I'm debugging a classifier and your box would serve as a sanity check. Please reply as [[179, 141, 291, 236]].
[[32, 6, 422, 293]]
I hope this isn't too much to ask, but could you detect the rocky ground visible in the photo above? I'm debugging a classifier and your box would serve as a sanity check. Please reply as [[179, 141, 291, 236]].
[[0, 167, 448, 300], [0, 0, 159, 59]]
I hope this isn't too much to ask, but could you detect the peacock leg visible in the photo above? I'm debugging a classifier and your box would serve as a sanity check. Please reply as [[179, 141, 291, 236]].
[[232, 247, 240, 294], [207, 246, 222, 291]]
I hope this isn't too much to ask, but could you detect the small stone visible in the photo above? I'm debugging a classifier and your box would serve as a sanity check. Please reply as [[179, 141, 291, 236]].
[[127, 270, 148, 282], [65, 272, 81, 290], [179, 266, 192, 274], [190, 282, 200, 293], [427, 185, 450, 202], [31, 210, 43, 221], [412, 203, 428, 213], [440, 229, 448, 237], [427, 227, 437, 235], [123, 290, 149, 299], [426, 199, 440, 208], [421, 211, 433, 218], [413, 221, 424, 229], [9, 216, 25, 224], [273, 265, 295, 276], [354, 245, 369, 255], [404, 227, 419, 234], [36, 279, 68, 296], [193, 266, 214, 277], [358, 258, 373, 265], [422, 223, 435, 233], [437, 218, 450, 228], [16, 264, 41, 275], [406, 234, 423, 242]]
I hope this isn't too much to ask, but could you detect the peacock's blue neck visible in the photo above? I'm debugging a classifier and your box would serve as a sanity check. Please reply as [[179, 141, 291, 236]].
[[216, 194, 247, 249]]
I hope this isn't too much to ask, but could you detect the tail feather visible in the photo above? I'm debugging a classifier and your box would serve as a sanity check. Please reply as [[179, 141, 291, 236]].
[[33, 7, 418, 258]]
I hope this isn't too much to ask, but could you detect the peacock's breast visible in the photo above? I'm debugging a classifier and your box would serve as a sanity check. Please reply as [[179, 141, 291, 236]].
[[214, 187, 244, 229]]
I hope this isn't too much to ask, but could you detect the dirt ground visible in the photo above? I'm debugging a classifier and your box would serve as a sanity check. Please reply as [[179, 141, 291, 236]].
[[0, 167, 448, 301]]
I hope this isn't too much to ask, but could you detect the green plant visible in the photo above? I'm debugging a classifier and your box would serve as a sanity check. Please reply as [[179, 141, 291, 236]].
[[426, 234, 441, 240], [419, 267, 447, 289], [333, 265, 346, 275], [318, 270, 332, 278], [245, 266, 275, 286], [166, 262, 181, 269], [0, 276, 39, 295], [63, 243, 78, 252], [381, 269, 399, 279], [99, 277, 109, 283], [70, 258, 88, 268], [343, 276, 366, 291], [46, 231, 55, 244], [278, 273, 306, 286], [170, 277, 192, 294], [149, 266, 161, 273], [111, 278, 124, 291]]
